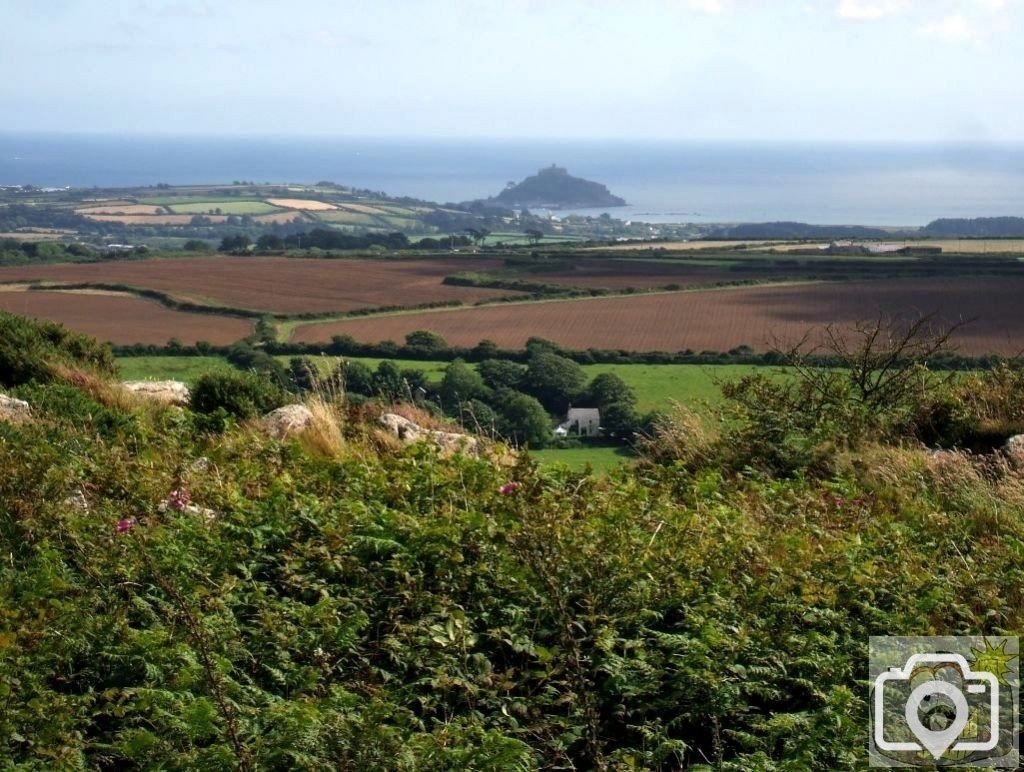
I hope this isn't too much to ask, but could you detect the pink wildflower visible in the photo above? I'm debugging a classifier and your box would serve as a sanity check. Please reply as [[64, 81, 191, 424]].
[[499, 481, 522, 495], [167, 488, 191, 511], [116, 518, 135, 533]]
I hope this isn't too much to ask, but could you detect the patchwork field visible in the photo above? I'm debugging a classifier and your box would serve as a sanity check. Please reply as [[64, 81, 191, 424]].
[[291, 277, 1024, 355], [0, 291, 252, 345], [0, 256, 519, 314], [265, 198, 338, 211]]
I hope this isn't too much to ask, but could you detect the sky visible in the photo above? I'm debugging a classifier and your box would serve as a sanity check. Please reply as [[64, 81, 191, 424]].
[[3, 0, 1023, 142]]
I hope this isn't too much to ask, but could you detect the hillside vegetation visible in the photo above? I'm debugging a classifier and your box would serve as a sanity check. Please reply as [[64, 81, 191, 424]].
[[3, 311, 1024, 768]]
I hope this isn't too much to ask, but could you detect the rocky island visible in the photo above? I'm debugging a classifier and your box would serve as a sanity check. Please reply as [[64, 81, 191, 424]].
[[488, 164, 626, 209]]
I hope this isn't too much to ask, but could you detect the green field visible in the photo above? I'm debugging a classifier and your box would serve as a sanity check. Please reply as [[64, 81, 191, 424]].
[[168, 201, 282, 215], [116, 355, 771, 411], [117, 355, 235, 382], [529, 444, 635, 473], [138, 195, 271, 206], [481, 232, 588, 247], [315, 211, 382, 226]]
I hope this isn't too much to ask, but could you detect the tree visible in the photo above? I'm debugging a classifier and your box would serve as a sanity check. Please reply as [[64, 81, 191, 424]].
[[373, 361, 405, 401], [524, 228, 544, 246], [477, 359, 525, 391], [405, 330, 448, 355], [400, 367, 428, 394], [256, 234, 284, 252], [585, 373, 636, 412], [471, 339, 501, 360], [523, 351, 586, 413], [439, 358, 486, 407], [288, 357, 319, 393], [183, 239, 211, 253], [601, 401, 642, 441], [457, 398, 499, 436], [464, 227, 490, 248], [497, 389, 551, 448], [218, 235, 251, 254], [338, 360, 373, 396]]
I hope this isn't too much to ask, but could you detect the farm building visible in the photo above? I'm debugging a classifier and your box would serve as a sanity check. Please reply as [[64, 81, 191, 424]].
[[555, 407, 601, 438]]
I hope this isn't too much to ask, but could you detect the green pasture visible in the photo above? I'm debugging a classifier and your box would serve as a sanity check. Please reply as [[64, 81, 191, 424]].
[[117, 356, 235, 382], [314, 211, 382, 226], [139, 195, 270, 206], [529, 444, 636, 474]]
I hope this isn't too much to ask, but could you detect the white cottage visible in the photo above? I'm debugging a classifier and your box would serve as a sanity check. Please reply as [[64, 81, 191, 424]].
[[557, 407, 601, 437]]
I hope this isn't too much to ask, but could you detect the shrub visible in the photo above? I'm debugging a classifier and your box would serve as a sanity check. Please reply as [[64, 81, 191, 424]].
[[189, 371, 286, 421], [0, 310, 115, 387]]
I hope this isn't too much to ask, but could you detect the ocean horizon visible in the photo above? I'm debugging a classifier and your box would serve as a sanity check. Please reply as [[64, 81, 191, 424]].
[[2, 133, 1022, 227]]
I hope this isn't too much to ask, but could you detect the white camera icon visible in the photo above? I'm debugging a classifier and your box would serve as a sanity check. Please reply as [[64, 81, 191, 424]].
[[874, 653, 999, 760]]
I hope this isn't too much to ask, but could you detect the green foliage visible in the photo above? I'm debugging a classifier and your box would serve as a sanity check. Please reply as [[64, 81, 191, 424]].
[[585, 372, 636, 411], [0, 310, 116, 387], [497, 388, 551, 447], [523, 351, 586, 413], [189, 370, 286, 424], [404, 329, 449, 355], [6, 332, 1024, 768], [439, 358, 486, 406], [477, 358, 526, 391]]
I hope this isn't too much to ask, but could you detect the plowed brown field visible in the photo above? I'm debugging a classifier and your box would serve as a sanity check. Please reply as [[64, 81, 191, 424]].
[[0, 291, 252, 345], [535, 259, 777, 289], [291, 278, 1024, 355], [0, 257, 518, 314]]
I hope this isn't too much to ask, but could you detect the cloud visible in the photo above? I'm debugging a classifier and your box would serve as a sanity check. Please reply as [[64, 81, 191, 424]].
[[836, 0, 907, 20], [918, 13, 981, 42], [136, 1, 213, 19], [686, 0, 733, 13]]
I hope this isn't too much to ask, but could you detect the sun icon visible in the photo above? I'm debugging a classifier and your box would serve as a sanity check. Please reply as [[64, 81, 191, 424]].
[[970, 638, 1017, 686]]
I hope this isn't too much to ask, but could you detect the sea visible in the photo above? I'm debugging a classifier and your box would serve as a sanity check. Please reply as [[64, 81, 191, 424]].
[[1, 133, 1022, 227]]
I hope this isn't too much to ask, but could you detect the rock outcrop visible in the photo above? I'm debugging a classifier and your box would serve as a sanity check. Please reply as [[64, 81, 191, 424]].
[[262, 404, 316, 439], [1004, 435, 1024, 463], [0, 394, 31, 423], [122, 380, 190, 406], [377, 413, 479, 456]]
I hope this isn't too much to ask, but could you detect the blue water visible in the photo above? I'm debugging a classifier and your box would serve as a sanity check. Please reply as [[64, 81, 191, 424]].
[[1, 133, 1022, 226]]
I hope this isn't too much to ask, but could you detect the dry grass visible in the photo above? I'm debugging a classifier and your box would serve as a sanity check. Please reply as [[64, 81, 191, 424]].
[[297, 397, 347, 457], [0, 232, 65, 241], [265, 198, 338, 211], [635, 402, 716, 467]]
